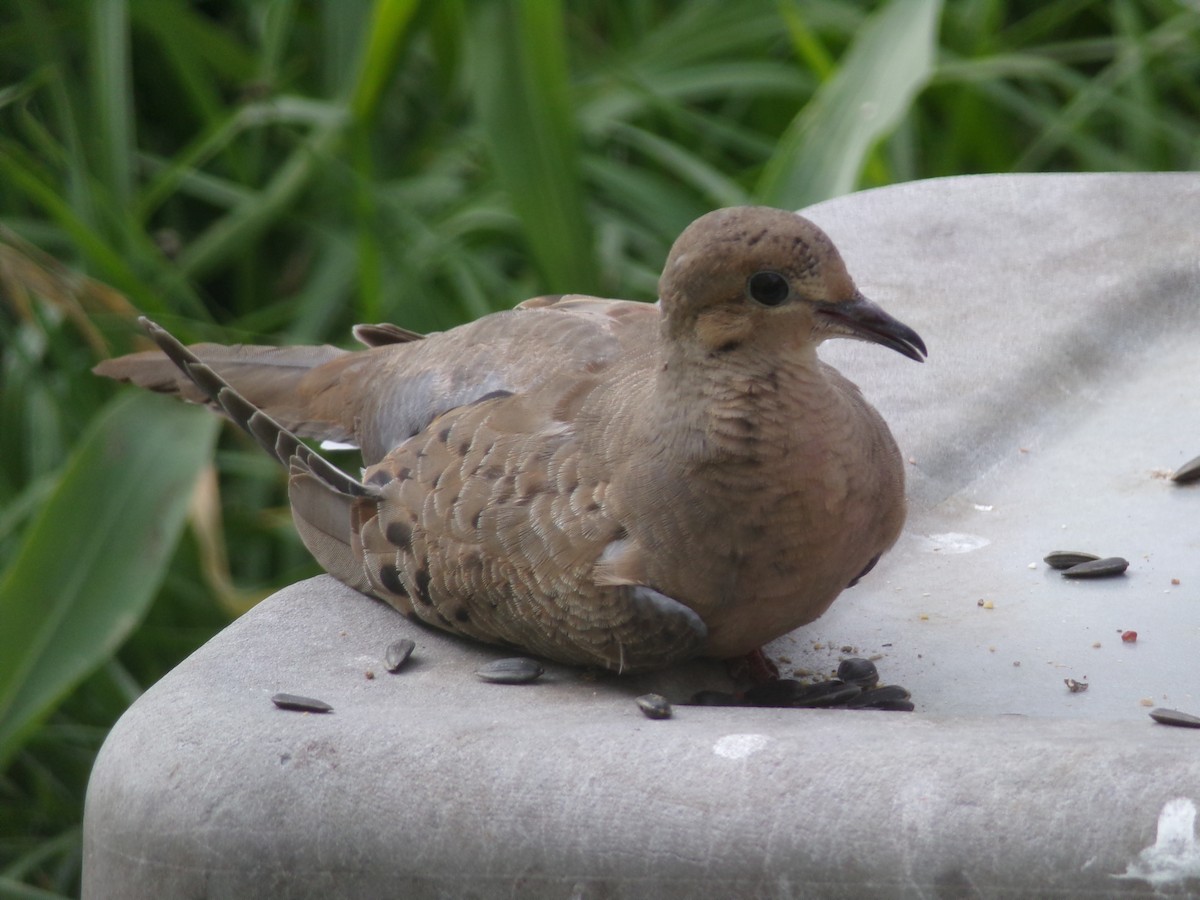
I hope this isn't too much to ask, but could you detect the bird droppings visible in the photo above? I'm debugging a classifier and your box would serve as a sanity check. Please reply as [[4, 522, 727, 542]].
[[713, 733, 770, 760]]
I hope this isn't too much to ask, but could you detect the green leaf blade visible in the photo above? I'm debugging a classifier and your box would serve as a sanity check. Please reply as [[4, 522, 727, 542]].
[[0, 392, 219, 768], [758, 0, 943, 209]]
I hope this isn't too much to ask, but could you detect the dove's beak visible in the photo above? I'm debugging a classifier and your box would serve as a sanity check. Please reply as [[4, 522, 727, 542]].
[[815, 293, 927, 362]]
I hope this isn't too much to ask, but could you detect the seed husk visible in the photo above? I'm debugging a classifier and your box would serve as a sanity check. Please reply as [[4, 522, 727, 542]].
[[789, 680, 863, 708], [1064, 678, 1089, 693], [1061, 557, 1128, 578], [837, 657, 880, 689], [1044, 551, 1100, 570], [1171, 455, 1200, 485], [475, 657, 544, 684], [846, 684, 914, 711], [1150, 707, 1200, 728], [384, 638, 415, 673], [635, 693, 672, 720], [271, 692, 333, 713]]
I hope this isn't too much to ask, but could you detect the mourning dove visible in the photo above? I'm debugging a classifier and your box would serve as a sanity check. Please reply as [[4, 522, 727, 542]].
[[95, 206, 925, 674]]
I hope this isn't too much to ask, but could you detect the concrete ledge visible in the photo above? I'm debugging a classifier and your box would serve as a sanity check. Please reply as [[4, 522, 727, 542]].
[[84, 576, 1200, 898], [84, 173, 1200, 897]]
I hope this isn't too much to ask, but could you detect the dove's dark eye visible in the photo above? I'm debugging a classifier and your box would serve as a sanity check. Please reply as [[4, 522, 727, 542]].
[[747, 271, 790, 307]]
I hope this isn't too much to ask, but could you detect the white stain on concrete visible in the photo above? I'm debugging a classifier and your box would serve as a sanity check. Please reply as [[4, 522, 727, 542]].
[[920, 532, 991, 554], [713, 733, 769, 760], [1116, 798, 1200, 887]]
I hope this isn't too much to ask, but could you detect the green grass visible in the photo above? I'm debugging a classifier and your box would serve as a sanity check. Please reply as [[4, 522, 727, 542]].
[[1, 0, 1198, 894]]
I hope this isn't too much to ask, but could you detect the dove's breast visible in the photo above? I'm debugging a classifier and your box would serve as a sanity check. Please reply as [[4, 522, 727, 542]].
[[596, 355, 906, 659]]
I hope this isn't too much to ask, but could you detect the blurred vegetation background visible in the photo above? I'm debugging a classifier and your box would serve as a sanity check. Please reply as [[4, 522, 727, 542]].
[[0, 0, 1197, 894]]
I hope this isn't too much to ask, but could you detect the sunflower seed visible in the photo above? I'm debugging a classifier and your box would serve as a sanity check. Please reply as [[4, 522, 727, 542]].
[[635, 693, 672, 720], [789, 680, 863, 708], [1171, 455, 1200, 485], [384, 638, 415, 672], [1150, 707, 1200, 728], [1044, 551, 1100, 570], [846, 684, 914, 711], [1061, 557, 1129, 578], [837, 657, 880, 689], [271, 692, 333, 713], [475, 657, 544, 684]]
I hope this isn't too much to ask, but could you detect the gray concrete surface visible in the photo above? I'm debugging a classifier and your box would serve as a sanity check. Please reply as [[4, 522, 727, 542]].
[[83, 173, 1200, 898]]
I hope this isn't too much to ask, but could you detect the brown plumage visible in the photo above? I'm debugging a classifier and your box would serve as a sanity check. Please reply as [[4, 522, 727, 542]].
[[95, 206, 925, 673]]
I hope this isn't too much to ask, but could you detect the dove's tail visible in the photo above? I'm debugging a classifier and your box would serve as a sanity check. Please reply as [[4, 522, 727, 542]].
[[109, 317, 379, 592], [93, 319, 420, 445]]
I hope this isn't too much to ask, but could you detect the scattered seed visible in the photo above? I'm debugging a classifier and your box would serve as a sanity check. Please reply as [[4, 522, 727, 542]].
[[1150, 708, 1200, 728], [365, 670, 375, 680], [384, 638, 416, 673], [845, 684, 913, 711], [1171, 454, 1200, 484], [789, 680, 863, 708], [1121, 630, 1138, 643], [1061, 557, 1129, 579], [635, 693, 672, 720], [1044, 551, 1100, 570], [475, 657, 544, 684], [271, 692, 333, 713], [1171, 578, 1181, 586], [1139, 698, 1155, 707], [1092, 642, 1102, 649], [1064, 678, 1089, 693], [837, 658, 880, 689]]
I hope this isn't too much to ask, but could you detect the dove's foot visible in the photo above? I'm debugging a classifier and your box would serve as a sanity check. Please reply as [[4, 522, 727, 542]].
[[691, 657, 914, 712]]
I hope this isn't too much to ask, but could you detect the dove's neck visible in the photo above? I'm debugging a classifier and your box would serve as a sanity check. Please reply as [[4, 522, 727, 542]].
[[650, 342, 830, 466]]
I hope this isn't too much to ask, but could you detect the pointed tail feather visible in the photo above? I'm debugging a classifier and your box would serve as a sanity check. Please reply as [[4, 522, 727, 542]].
[[130, 317, 378, 590], [94, 320, 354, 443]]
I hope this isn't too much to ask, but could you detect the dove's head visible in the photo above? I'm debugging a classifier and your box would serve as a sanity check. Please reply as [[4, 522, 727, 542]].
[[658, 206, 926, 362]]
